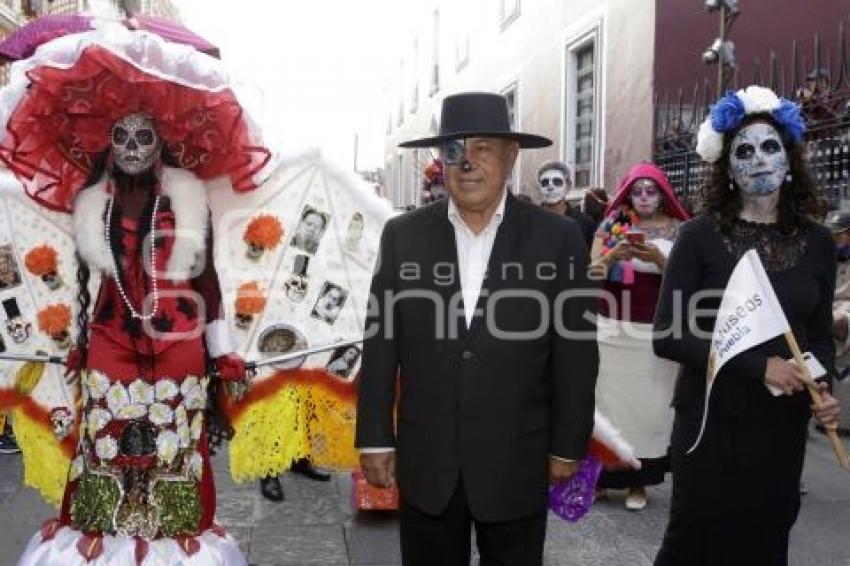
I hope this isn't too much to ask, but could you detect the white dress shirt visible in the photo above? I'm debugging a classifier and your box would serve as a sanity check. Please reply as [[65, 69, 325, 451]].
[[448, 189, 507, 328]]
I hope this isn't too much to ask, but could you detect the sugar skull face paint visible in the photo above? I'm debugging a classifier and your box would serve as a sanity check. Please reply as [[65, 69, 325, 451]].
[[111, 113, 161, 175], [729, 122, 788, 195], [539, 169, 568, 204], [629, 178, 662, 218]]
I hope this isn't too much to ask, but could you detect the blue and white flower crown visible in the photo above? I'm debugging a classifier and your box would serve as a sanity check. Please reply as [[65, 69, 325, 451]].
[[695, 86, 806, 163]]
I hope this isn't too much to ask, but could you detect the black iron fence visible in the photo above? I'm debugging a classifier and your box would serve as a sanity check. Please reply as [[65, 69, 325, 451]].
[[654, 21, 850, 211]]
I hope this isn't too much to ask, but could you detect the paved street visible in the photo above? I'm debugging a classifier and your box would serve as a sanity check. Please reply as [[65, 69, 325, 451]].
[[0, 426, 848, 566]]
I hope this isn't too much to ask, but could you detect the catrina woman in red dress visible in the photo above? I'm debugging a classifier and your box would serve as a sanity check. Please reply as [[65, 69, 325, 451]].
[[0, 25, 272, 565]]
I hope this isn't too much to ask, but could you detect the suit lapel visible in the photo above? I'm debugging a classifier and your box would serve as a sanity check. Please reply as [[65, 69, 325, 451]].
[[426, 201, 464, 340]]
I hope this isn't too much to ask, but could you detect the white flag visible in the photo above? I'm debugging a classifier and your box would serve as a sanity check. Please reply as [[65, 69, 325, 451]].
[[688, 249, 790, 453]]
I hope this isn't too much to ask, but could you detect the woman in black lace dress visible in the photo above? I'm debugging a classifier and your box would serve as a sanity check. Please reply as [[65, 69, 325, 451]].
[[652, 86, 842, 566]]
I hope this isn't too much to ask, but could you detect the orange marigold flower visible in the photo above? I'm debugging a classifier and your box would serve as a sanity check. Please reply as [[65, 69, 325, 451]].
[[244, 215, 284, 249], [24, 245, 59, 276], [37, 303, 72, 335], [235, 282, 267, 315]]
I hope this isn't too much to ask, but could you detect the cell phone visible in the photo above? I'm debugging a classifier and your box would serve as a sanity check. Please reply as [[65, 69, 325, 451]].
[[626, 231, 645, 245]]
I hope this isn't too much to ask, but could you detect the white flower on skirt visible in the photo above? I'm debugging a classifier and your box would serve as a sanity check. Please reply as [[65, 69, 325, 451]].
[[179, 376, 199, 398], [156, 430, 180, 465], [177, 421, 191, 448], [174, 405, 188, 428], [86, 408, 112, 440], [106, 383, 130, 415], [69, 456, 85, 482], [87, 372, 110, 400], [155, 379, 179, 401], [183, 385, 206, 411], [95, 435, 118, 461], [118, 404, 147, 420], [128, 379, 154, 406], [190, 412, 203, 441], [188, 452, 203, 480], [148, 403, 174, 426]]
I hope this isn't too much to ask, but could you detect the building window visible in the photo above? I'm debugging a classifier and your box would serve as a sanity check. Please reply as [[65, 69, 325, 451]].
[[502, 82, 520, 194], [565, 32, 601, 190], [411, 39, 419, 113], [430, 9, 440, 95], [500, 0, 520, 30]]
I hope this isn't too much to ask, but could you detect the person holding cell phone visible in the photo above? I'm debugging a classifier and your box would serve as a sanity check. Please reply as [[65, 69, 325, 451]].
[[589, 162, 690, 510]]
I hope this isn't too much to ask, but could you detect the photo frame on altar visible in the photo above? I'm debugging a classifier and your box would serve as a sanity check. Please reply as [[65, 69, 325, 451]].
[[290, 206, 330, 255], [310, 281, 348, 325], [325, 344, 361, 378], [0, 244, 22, 290]]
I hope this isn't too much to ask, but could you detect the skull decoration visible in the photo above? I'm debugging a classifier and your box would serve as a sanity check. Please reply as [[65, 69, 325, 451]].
[[111, 113, 162, 176], [50, 406, 74, 441], [285, 254, 310, 302]]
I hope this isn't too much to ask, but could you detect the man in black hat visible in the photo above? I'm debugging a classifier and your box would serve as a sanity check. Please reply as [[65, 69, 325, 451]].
[[356, 92, 599, 565]]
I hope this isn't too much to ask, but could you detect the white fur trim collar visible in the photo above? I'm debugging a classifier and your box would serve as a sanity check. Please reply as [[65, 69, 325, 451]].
[[73, 167, 209, 281]]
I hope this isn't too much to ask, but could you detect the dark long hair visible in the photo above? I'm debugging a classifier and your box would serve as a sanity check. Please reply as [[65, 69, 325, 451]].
[[73, 148, 170, 365], [700, 113, 827, 234], [73, 149, 231, 451]]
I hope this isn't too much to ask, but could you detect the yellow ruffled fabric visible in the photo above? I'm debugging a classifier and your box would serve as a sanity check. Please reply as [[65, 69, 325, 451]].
[[229, 385, 308, 482], [228, 381, 360, 481], [12, 408, 69, 508], [297, 384, 359, 470]]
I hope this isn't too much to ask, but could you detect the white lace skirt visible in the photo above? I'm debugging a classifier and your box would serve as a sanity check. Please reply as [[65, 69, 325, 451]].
[[17, 526, 246, 566], [595, 315, 679, 459]]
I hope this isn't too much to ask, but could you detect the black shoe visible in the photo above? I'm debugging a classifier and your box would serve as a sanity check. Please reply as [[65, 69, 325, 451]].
[[0, 433, 20, 454], [290, 458, 331, 482], [260, 476, 284, 502]]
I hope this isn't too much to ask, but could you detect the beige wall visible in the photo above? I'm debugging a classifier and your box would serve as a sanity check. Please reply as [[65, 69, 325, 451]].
[[383, 0, 656, 208]]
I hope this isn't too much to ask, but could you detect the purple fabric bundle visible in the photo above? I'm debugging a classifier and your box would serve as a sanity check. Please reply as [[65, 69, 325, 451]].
[[547, 455, 603, 522]]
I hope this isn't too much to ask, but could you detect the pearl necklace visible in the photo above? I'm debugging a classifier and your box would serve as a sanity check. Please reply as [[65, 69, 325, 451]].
[[104, 192, 161, 321]]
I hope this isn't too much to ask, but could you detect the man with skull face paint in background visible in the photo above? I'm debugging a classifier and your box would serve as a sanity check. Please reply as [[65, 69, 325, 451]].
[[653, 86, 842, 565], [537, 161, 596, 248]]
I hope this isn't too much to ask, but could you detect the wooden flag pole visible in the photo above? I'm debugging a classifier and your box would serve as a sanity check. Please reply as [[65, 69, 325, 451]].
[[784, 331, 850, 469]]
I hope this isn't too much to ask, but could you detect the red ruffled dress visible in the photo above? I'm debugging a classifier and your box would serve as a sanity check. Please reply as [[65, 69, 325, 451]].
[[20, 193, 244, 565]]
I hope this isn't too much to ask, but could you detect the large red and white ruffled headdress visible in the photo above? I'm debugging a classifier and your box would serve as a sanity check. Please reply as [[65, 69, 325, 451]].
[[0, 23, 275, 213]]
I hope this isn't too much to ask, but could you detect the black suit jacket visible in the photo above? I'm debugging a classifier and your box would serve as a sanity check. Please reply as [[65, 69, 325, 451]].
[[355, 193, 599, 522]]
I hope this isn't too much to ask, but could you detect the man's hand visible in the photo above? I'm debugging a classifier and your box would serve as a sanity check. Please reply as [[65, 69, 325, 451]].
[[812, 382, 841, 429], [360, 451, 396, 488], [549, 458, 580, 485]]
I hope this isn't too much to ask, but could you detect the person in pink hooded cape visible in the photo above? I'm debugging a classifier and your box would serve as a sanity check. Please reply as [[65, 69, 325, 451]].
[[589, 163, 689, 511]]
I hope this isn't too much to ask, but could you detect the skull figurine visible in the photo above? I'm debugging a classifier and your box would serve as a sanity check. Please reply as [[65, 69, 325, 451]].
[[50, 407, 74, 441], [111, 113, 162, 176]]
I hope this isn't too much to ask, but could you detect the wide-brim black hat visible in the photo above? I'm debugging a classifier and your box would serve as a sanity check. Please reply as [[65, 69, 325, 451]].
[[399, 92, 552, 149]]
